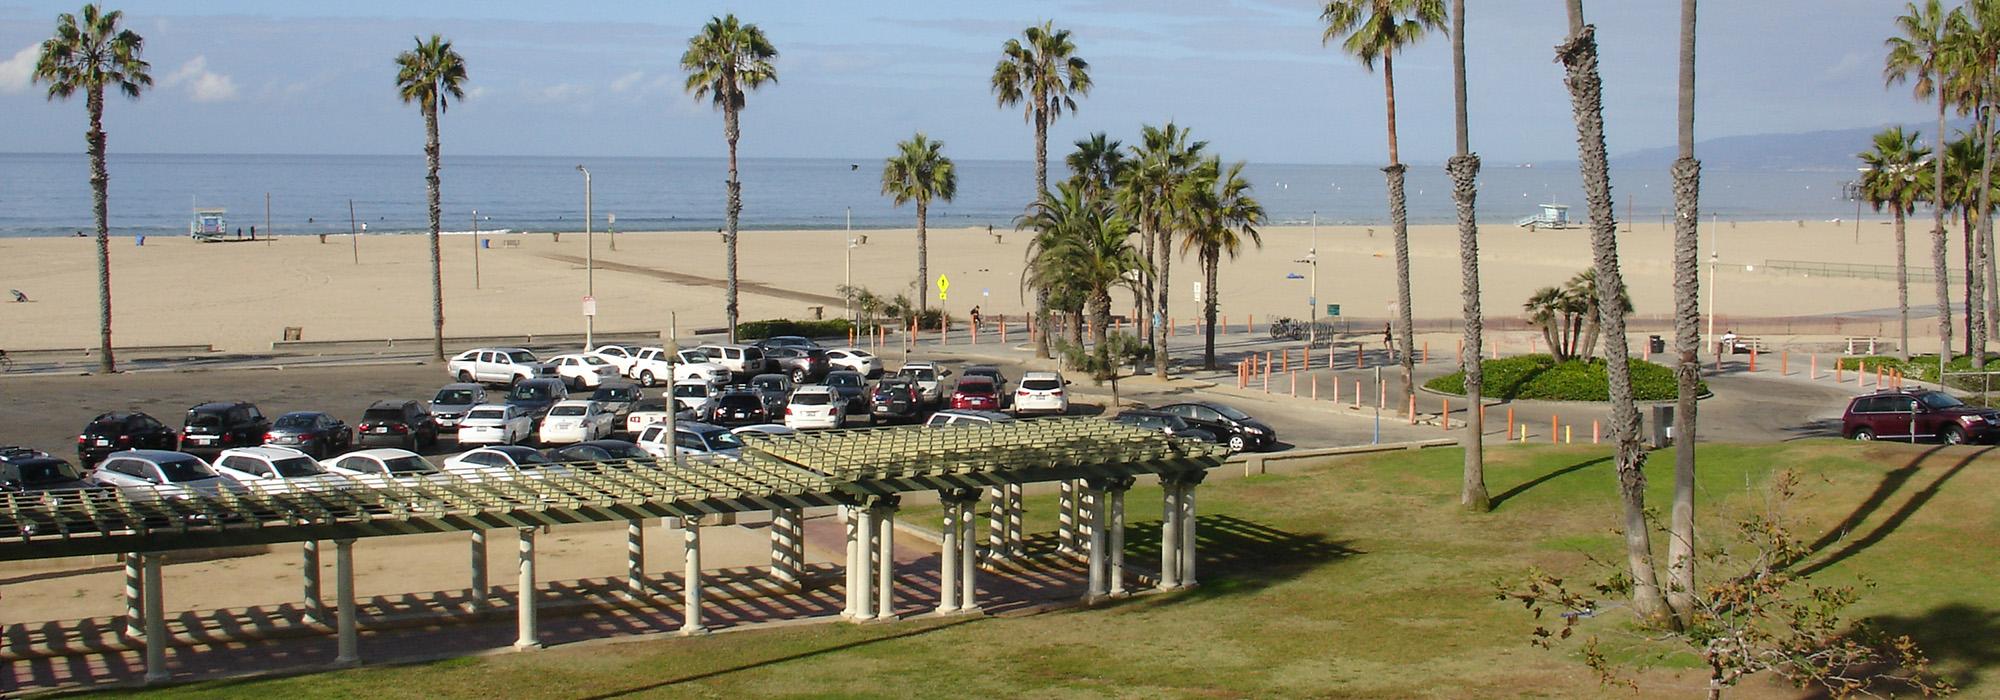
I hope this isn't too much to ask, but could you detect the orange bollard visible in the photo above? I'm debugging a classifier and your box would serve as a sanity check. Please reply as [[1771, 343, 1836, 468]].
[[1281, 349, 1289, 374], [1353, 380, 1362, 409], [1328, 344, 1335, 369], [1357, 346, 1366, 370], [1290, 372, 1298, 397], [1837, 362, 1844, 384], [1749, 348, 1757, 372], [1422, 341, 1430, 364], [1551, 415, 1559, 444], [1781, 351, 1789, 375], [1811, 355, 1818, 380], [1408, 395, 1416, 425], [1506, 407, 1515, 437], [1442, 399, 1450, 431], [1592, 421, 1601, 444], [1248, 314, 1254, 335], [1876, 365, 1884, 387], [1333, 377, 1340, 403]]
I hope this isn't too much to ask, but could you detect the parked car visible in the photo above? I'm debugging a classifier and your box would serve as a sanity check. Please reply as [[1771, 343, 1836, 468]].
[[0, 446, 98, 493], [447, 347, 555, 386], [625, 397, 677, 434], [671, 380, 720, 417], [896, 361, 950, 406], [544, 439, 652, 464], [1013, 371, 1071, 416], [441, 445, 566, 479], [784, 385, 845, 430], [961, 365, 1010, 395], [824, 370, 870, 413], [1112, 410, 1225, 447], [262, 411, 352, 458], [764, 345, 831, 384], [750, 374, 795, 415], [710, 388, 771, 426], [456, 404, 534, 446], [87, 450, 238, 501], [1155, 401, 1278, 453], [355, 399, 439, 451], [694, 344, 770, 377], [590, 382, 641, 420], [949, 376, 1003, 411], [636, 422, 746, 459], [625, 347, 731, 387], [429, 383, 488, 429], [753, 335, 822, 351], [504, 378, 570, 423], [869, 377, 925, 424], [546, 353, 621, 389], [178, 401, 270, 454], [586, 344, 641, 375], [213, 446, 347, 493], [323, 448, 441, 487], [824, 348, 884, 378], [0, 448, 108, 536], [1841, 389, 2000, 444], [76, 411, 177, 466], [925, 409, 1015, 427], [538, 400, 617, 445]]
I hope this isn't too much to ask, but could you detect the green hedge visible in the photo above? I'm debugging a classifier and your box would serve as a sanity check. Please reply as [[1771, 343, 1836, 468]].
[[734, 319, 856, 341], [1424, 354, 1698, 402]]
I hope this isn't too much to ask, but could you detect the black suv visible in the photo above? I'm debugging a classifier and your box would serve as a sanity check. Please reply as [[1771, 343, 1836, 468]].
[[77, 411, 178, 466], [179, 401, 270, 454], [356, 400, 440, 451], [504, 378, 569, 423], [0, 446, 97, 492], [710, 388, 770, 426]]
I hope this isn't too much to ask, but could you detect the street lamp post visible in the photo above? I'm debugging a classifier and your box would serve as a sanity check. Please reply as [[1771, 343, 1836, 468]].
[[471, 209, 481, 290], [578, 165, 595, 350], [1704, 213, 1718, 355], [846, 206, 854, 324], [1295, 212, 1320, 346]]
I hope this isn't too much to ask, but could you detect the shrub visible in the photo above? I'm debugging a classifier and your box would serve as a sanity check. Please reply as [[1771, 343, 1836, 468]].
[[734, 319, 856, 341], [1423, 354, 1697, 402]]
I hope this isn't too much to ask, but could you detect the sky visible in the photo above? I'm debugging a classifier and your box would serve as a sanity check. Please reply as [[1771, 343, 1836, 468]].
[[0, 1, 1932, 165]]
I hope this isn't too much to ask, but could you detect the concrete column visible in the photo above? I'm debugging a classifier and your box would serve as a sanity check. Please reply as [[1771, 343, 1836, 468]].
[[855, 506, 877, 620], [1086, 486, 1108, 600], [142, 553, 167, 683], [986, 486, 1006, 554], [514, 528, 540, 651], [470, 530, 489, 609], [937, 499, 960, 614], [842, 506, 860, 619], [959, 500, 978, 612], [334, 538, 359, 665], [1006, 483, 1025, 556], [1057, 480, 1078, 554], [626, 520, 646, 599], [1181, 484, 1199, 587], [876, 505, 896, 619], [1080, 487, 1098, 556], [124, 552, 143, 640], [302, 540, 324, 625], [682, 517, 706, 635], [1109, 486, 1128, 597], [1159, 482, 1182, 590], [771, 507, 803, 586]]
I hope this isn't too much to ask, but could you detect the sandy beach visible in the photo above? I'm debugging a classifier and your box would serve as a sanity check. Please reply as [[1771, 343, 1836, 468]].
[[0, 218, 1938, 353]]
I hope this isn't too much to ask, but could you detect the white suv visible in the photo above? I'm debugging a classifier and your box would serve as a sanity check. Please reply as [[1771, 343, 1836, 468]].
[[1013, 371, 1070, 416], [448, 348, 554, 386], [783, 386, 845, 430], [694, 344, 769, 377], [627, 347, 731, 387]]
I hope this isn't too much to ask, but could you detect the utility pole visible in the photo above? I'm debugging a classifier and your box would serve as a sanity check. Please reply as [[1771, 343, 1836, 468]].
[[472, 209, 481, 290], [845, 206, 854, 324], [348, 199, 359, 265], [578, 165, 595, 350], [1705, 213, 1718, 354]]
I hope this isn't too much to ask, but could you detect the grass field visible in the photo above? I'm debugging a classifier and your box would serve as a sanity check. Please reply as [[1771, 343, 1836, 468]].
[[119, 441, 2000, 698]]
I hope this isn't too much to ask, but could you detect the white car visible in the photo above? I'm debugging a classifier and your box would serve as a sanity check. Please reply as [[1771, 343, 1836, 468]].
[[897, 361, 950, 406], [670, 380, 718, 415], [456, 403, 534, 446], [587, 345, 640, 375], [537, 400, 616, 444], [824, 348, 884, 378], [322, 448, 442, 487], [783, 385, 845, 430], [1013, 371, 1071, 416], [624, 396, 677, 433], [87, 450, 239, 501], [440, 446, 568, 480], [447, 347, 555, 386], [731, 424, 796, 438], [635, 422, 745, 460], [212, 446, 348, 493], [546, 353, 621, 389], [626, 347, 731, 387]]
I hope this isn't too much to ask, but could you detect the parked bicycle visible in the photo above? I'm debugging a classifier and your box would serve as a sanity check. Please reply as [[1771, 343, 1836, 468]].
[[1266, 318, 1338, 344], [0, 350, 11, 373]]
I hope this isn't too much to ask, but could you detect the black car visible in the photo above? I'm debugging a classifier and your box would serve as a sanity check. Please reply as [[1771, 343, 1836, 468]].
[[179, 401, 270, 454], [590, 382, 641, 420], [1155, 401, 1278, 453], [961, 365, 1010, 396], [0, 446, 98, 492], [1112, 410, 1226, 447], [824, 370, 870, 413], [505, 378, 570, 423], [544, 439, 652, 465], [355, 400, 440, 451], [750, 374, 794, 414], [763, 346, 831, 383], [264, 411, 353, 458], [710, 388, 770, 426], [0, 447, 109, 537], [753, 335, 822, 351], [76, 411, 177, 466], [870, 378, 925, 424]]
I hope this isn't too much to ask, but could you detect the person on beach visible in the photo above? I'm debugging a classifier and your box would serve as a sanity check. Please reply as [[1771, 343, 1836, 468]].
[[1720, 329, 1739, 356], [1382, 322, 1397, 362]]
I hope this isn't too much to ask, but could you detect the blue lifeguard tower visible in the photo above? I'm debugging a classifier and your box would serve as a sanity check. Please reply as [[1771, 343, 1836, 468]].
[[1516, 203, 1572, 229]]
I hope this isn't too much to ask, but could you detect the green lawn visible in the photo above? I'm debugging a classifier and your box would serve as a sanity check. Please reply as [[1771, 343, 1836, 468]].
[[122, 442, 2000, 698]]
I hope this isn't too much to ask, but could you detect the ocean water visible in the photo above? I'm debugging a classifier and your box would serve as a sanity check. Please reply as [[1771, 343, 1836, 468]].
[[0, 152, 1866, 238]]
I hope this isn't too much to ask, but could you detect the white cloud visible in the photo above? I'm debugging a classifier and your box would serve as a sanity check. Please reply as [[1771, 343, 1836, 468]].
[[162, 56, 238, 102], [609, 70, 644, 93], [531, 83, 588, 103], [463, 85, 489, 100], [0, 44, 37, 94]]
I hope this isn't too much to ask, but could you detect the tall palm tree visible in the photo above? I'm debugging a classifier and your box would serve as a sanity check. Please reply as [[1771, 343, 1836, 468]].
[[1179, 158, 1265, 369], [1942, 130, 1989, 357], [682, 15, 778, 344], [1444, 0, 1487, 512], [1888, 0, 1959, 371], [394, 34, 467, 362], [33, 3, 149, 374], [1021, 182, 1145, 351], [993, 21, 1091, 359], [881, 133, 958, 314], [1118, 123, 1206, 379], [1557, 0, 1671, 628], [1860, 127, 1933, 362], [1666, 0, 1701, 629], [1065, 132, 1125, 201], [1322, 0, 1444, 409], [1948, 2, 2000, 355]]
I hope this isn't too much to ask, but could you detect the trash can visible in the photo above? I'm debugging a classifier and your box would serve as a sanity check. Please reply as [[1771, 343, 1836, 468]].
[[1650, 405, 1674, 448], [1649, 335, 1666, 354]]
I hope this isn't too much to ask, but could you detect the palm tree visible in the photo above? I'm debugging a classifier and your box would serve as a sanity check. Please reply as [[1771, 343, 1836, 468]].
[[1444, 0, 1487, 512], [1322, 0, 1444, 410], [881, 133, 957, 314], [1020, 182, 1145, 351], [1666, 0, 1701, 628], [1942, 131, 1990, 358], [32, 3, 149, 374], [1180, 158, 1266, 370], [394, 34, 467, 362], [1947, 3, 2000, 356], [682, 15, 778, 344], [1888, 0, 1959, 371], [1557, 0, 1671, 628], [1118, 123, 1206, 379], [1860, 127, 1933, 363], [1065, 132, 1125, 201], [993, 21, 1091, 359]]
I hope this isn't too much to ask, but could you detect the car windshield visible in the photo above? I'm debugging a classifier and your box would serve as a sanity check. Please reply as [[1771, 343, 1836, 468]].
[[511, 450, 553, 465], [1022, 378, 1061, 390], [1208, 404, 1252, 420], [271, 457, 326, 478], [592, 444, 648, 459], [581, 356, 609, 366], [510, 384, 555, 400], [435, 389, 477, 404], [1921, 393, 1966, 410], [468, 408, 505, 420], [186, 411, 225, 428], [593, 387, 634, 401], [878, 381, 913, 394], [363, 408, 405, 422], [753, 377, 785, 391], [720, 395, 762, 408], [506, 351, 537, 363], [550, 405, 587, 417], [631, 398, 668, 412], [792, 393, 831, 406], [673, 385, 709, 398], [158, 458, 217, 483], [903, 368, 936, 381], [382, 456, 437, 474], [957, 380, 994, 394], [827, 373, 862, 388], [17, 460, 84, 485], [700, 430, 745, 450], [274, 414, 318, 429]]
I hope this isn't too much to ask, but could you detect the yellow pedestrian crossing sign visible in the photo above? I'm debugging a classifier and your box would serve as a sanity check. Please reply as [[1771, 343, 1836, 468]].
[[937, 274, 949, 301]]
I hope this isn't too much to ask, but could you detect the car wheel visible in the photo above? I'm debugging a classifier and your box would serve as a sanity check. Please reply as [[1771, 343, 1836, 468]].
[[639, 370, 657, 387], [510, 375, 524, 388], [791, 368, 808, 383], [1228, 435, 1247, 453], [1944, 426, 1967, 445], [458, 370, 474, 383], [1851, 427, 1875, 442]]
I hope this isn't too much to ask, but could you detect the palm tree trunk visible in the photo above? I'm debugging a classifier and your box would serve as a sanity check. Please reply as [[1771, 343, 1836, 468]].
[[1203, 248, 1221, 370], [1560, 4, 1672, 628], [425, 99, 445, 362], [1382, 54, 1416, 406], [1897, 206, 1911, 361], [724, 95, 743, 344], [1964, 212, 1977, 357], [1666, 0, 1700, 629], [1155, 221, 1172, 380], [1139, 216, 1155, 352], [1936, 89, 1955, 371], [1092, 291, 1110, 350], [917, 201, 929, 314], [1068, 304, 1084, 347], [1449, 0, 1487, 513], [1032, 109, 1052, 359], [1978, 108, 1994, 364], [88, 88, 114, 374]]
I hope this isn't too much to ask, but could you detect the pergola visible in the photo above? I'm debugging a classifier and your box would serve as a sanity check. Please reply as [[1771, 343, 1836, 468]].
[[0, 418, 1225, 684]]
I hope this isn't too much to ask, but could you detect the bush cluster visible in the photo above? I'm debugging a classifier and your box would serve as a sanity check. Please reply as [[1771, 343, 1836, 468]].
[[1423, 354, 1696, 402], [733, 318, 856, 341]]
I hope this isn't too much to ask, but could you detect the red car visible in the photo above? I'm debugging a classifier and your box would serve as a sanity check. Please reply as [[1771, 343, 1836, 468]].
[[950, 377, 1001, 411]]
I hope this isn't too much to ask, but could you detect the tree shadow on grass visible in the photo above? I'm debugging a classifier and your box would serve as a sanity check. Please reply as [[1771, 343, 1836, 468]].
[[1789, 603, 2000, 698], [1488, 456, 1612, 510], [1792, 445, 1987, 578]]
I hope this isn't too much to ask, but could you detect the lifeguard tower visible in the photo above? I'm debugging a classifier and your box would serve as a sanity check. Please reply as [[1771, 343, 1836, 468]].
[[190, 207, 227, 242], [1516, 203, 1572, 230]]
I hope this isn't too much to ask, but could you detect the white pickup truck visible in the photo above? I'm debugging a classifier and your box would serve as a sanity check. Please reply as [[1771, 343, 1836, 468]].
[[626, 347, 731, 387]]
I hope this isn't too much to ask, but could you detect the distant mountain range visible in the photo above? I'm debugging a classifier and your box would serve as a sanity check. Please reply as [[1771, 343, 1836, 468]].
[[1548, 120, 1975, 171]]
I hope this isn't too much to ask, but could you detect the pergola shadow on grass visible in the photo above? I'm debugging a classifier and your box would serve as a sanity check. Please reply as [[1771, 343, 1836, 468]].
[[1092, 514, 1362, 605]]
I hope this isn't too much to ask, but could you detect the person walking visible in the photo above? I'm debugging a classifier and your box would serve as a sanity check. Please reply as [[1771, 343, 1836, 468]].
[[1382, 322, 1397, 362]]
